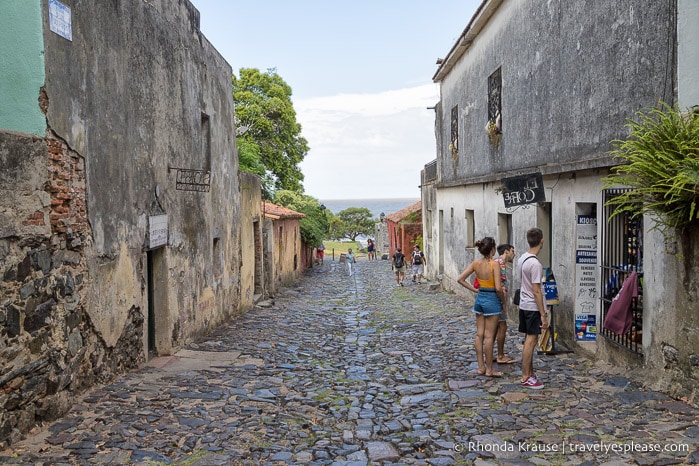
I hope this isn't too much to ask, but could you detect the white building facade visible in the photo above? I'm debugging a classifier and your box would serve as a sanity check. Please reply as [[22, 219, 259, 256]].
[[423, 0, 699, 400]]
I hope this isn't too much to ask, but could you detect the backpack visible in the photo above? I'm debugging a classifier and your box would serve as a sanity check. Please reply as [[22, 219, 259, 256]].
[[394, 253, 404, 268], [412, 251, 422, 265]]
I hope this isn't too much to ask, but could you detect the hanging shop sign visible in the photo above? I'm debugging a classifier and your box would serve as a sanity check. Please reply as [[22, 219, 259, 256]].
[[501, 172, 545, 208], [148, 214, 168, 249], [574, 214, 598, 341]]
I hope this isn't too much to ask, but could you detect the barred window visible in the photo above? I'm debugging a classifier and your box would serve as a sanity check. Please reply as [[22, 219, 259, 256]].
[[600, 188, 643, 355], [488, 68, 502, 126], [450, 105, 458, 159]]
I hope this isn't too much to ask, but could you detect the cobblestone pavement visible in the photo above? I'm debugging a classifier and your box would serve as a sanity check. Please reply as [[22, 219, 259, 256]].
[[4, 259, 699, 465]]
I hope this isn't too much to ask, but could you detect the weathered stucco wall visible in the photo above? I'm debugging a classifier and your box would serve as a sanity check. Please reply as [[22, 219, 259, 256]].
[[271, 218, 303, 287], [1, 0, 242, 445], [42, 0, 241, 351], [430, 0, 698, 402], [239, 171, 263, 311], [433, 172, 605, 348], [436, 0, 674, 184], [678, 0, 699, 108]]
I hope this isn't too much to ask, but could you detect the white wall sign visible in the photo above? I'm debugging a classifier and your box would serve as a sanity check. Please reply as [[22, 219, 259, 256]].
[[149, 215, 168, 249], [575, 215, 598, 341], [48, 0, 72, 41]]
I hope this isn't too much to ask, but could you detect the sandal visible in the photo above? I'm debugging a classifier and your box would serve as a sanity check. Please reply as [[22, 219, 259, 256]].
[[496, 357, 518, 364], [485, 371, 503, 378]]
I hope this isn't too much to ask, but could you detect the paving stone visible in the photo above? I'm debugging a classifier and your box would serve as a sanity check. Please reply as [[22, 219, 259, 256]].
[[5, 260, 697, 465]]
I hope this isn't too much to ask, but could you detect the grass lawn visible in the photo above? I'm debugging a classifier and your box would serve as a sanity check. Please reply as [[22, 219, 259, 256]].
[[323, 240, 366, 259]]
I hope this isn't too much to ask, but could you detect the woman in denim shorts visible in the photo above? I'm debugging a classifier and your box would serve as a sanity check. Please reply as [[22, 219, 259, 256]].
[[456, 237, 506, 378]]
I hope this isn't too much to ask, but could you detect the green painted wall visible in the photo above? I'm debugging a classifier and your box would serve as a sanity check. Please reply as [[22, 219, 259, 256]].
[[0, 0, 46, 136]]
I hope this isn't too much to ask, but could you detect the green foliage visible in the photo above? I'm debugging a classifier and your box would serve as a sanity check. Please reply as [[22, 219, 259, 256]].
[[401, 211, 421, 224], [327, 214, 344, 241], [413, 235, 424, 251], [233, 68, 309, 198], [603, 104, 699, 236], [272, 190, 328, 246], [334, 207, 376, 241]]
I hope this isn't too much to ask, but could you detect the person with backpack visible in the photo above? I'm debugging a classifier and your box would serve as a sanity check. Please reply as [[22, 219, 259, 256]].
[[410, 245, 426, 284], [391, 247, 406, 286], [517, 227, 549, 389]]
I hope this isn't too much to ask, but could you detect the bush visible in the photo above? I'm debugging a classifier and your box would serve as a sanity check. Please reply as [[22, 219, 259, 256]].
[[603, 103, 699, 237]]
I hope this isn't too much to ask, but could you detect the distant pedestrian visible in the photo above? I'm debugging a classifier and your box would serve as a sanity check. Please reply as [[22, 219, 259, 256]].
[[391, 247, 406, 286], [346, 248, 356, 276], [495, 244, 517, 364], [317, 242, 325, 265], [456, 237, 505, 378], [410, 245, 426, 284], [367, 239, 376, 261], [517, 227, 549, 389]]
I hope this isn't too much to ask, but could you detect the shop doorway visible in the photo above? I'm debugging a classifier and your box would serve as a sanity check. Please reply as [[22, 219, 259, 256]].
[[146, 247, 166, 357]]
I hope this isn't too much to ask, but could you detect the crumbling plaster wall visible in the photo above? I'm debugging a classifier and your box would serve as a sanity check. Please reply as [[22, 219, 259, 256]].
[[1, 0, 242, 445], [437, 0, 674, 185], [239, 171, 263, 311], [41, 0, 241, 350]]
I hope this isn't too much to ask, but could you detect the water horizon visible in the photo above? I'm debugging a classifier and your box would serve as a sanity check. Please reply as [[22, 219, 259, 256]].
[[320, 197, 420, 219]]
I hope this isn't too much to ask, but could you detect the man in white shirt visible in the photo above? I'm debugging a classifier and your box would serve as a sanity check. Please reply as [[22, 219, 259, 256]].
[[517, 227, 549, 389]]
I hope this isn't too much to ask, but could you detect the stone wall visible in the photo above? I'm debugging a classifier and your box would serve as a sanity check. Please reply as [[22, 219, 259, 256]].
[[0, 128, 146, 445], [1, 0, 242, 445]]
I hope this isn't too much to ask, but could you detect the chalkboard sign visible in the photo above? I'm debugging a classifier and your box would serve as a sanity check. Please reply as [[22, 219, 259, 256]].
[[501, 172, 545, 208]]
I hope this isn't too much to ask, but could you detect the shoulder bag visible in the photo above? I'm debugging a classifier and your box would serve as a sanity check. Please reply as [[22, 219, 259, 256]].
[[513, 255, 537, 306]]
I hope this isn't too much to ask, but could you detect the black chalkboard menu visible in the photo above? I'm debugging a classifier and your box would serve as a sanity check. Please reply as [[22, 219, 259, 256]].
[[501, 172, 546, 208]]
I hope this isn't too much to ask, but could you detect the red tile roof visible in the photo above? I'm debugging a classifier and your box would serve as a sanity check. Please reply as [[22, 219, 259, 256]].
[[386, 200, 422, 222], [262, 201, 306, 220]]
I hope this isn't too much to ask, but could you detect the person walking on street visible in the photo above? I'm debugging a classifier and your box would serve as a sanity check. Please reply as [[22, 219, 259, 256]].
[[367, 239, 376, 261], [410, 245, 426, 284], [456, 237, 506, 378], [346, 248, 356, 277], [317, 242, 326, 265], [517, 227, 549, 389], [495, 244, 517, 364], [392, 247, 406, 286]]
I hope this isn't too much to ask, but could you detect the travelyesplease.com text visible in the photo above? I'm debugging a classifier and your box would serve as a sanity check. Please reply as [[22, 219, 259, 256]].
[[454, 440, 689, 455]]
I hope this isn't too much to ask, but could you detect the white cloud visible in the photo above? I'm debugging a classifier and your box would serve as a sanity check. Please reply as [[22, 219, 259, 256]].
[[296, 84, 440, 199]]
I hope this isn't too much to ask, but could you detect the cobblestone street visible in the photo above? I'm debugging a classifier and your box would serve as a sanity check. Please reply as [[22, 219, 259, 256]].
[[4, 259, 699, 465]]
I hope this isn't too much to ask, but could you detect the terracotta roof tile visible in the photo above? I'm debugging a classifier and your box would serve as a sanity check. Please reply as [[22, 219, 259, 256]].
[[262, 201, 306, 219], [386, 200, 422, 222]]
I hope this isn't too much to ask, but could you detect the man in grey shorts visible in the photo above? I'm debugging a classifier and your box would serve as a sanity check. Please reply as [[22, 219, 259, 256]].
[[410, 245, 426, 284], [517, 228, 549, 389], [392, 247, 406, 286]]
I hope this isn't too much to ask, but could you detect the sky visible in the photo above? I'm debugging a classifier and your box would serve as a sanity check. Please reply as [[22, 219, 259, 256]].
[[190, 0, 483, 200]]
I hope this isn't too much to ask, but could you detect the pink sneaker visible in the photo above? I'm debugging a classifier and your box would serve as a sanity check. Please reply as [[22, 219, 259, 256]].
[[520, 376, 544, 389]]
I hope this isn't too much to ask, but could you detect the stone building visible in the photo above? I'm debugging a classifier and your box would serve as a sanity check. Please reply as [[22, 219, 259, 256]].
[[386, 201, 422, 257], [262, 202, 306, 293], [239, 171, 265, 309], [1, 0, 245, 444], [422, 0, 699, 401]]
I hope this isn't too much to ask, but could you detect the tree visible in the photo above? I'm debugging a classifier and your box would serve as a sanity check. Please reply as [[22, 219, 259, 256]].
[[233, 68, 309, 197], [273, 190, 328, 247], [336, 207, 375, 241]]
